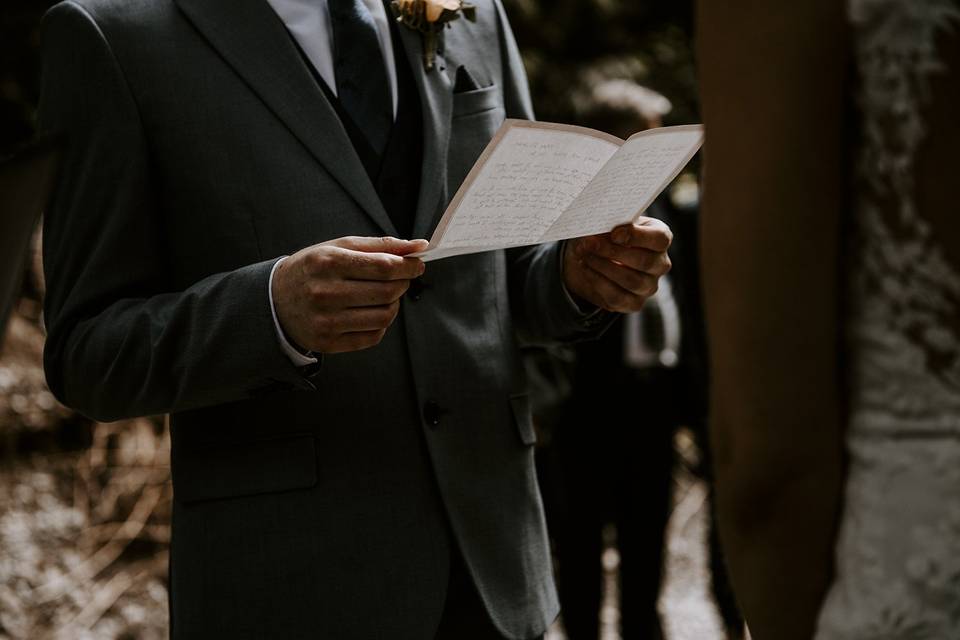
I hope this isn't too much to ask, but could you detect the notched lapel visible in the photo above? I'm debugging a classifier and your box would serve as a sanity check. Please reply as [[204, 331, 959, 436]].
[[173, 0, 398, 237], [393, 20, 454, 240]]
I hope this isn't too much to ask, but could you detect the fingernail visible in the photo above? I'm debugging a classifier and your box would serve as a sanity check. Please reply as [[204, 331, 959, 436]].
[[614, 229, 629, 244]]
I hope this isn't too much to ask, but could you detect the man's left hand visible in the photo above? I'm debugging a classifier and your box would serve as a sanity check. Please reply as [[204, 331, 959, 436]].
[[563, 217, 673, 313]]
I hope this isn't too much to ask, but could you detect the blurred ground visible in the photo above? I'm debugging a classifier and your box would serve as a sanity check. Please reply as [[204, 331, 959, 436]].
[[0, 276, 172, 639], [0, 436, 170, 640], [659, 468, 727, 640]]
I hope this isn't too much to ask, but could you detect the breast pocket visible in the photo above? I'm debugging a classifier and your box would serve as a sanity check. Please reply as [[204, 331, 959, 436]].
[[448, 84, 506, 196], [452, 83, 502, 118]]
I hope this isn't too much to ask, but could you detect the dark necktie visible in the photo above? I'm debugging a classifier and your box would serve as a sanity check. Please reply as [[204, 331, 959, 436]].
[[329, 0, 394, 156], [641, 297, 665, 352]]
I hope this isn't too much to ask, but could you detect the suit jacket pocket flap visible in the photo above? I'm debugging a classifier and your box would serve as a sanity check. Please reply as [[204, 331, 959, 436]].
[[174, 434, 317, 503], [509, 393, 537, 446]]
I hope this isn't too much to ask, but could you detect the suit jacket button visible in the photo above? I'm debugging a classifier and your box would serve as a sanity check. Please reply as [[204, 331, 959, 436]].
[[408, 277, 424, 301], [423, 400, 443, 427]]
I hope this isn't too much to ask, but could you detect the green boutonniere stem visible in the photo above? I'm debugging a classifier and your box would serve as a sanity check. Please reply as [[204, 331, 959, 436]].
[[391, 0, 477, 71]]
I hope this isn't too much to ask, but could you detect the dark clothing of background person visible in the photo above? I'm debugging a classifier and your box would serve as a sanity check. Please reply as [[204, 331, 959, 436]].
[[536, 196, 742, 639], [0, 138, 60, 341]]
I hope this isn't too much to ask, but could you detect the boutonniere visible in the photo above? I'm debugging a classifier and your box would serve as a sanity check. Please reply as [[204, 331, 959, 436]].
[[391, 0, 477, 71]]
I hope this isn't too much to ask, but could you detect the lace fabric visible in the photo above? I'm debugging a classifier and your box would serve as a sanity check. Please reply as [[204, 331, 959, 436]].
[[816, 1, 960, 637]]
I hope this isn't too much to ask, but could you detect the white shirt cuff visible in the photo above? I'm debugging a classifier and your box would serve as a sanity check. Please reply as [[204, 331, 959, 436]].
[[269, 257, 319, 367], [560, 278, 605, 319]]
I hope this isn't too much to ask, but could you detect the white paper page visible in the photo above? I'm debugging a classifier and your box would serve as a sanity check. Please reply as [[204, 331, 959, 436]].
[[417, 122, 621, 261], [540, 126, 703, 242]]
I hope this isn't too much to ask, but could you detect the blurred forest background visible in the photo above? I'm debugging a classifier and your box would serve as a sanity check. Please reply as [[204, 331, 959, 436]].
[[0, 0, 699, 637]]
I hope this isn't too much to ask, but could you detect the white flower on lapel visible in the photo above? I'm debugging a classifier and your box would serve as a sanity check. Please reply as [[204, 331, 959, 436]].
[[390, 0, 477, 71]]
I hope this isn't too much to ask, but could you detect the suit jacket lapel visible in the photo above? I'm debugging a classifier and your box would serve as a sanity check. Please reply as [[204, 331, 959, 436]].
[[393, 22, 454, 240], [174, 0, 399, 237]]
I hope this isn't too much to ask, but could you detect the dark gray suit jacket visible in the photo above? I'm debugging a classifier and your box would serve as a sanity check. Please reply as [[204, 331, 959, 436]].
[[39, 0, 604, 637]]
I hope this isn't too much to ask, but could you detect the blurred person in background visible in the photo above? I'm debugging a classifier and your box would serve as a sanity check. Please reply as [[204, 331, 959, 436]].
[[698, 0, 960, 638], [0, 139, 60, 341], [532, 82, 741, 640]]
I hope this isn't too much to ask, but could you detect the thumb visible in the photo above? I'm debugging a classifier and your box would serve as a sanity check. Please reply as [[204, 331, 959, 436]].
[[330, 236, 429, 256]]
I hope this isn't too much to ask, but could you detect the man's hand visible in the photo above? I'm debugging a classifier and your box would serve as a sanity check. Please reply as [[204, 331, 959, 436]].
[[563, 217, 673, 313], [272, 236, 428, 354]]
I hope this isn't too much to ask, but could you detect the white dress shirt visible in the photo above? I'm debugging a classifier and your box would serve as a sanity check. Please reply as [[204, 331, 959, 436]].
[[265, 0, 400, 366]]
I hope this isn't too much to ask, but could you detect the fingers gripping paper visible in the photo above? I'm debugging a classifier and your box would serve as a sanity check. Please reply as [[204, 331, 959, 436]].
[[415, 120, 703, 261]]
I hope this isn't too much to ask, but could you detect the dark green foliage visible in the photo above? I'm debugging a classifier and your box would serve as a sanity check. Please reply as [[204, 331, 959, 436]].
[[502, 0, 697, 130]]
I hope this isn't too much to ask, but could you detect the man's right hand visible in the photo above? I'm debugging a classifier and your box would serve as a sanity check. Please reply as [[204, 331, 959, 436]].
[[272, 236, 428, 354]]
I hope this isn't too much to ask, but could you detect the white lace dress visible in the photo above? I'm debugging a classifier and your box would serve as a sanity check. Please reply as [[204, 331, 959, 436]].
[[815, 1, 960, 638]]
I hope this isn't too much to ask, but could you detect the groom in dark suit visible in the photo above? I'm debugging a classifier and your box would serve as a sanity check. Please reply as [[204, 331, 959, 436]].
[[38, 0, 672, 637]]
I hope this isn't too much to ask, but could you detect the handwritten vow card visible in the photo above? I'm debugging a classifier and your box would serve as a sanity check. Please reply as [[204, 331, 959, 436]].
[[415, 120, 703, 262]]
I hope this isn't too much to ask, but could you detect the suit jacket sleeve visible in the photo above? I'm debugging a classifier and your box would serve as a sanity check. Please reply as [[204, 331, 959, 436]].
[[492, 0, 613, 346], [39, 1, 313, 423]]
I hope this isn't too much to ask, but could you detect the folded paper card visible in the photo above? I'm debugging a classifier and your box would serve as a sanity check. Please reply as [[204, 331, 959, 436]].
[[414, 119, 703, 261]]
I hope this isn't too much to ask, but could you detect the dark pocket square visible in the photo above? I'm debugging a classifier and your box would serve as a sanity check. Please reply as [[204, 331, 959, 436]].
[[453, 65, 481, 93]]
